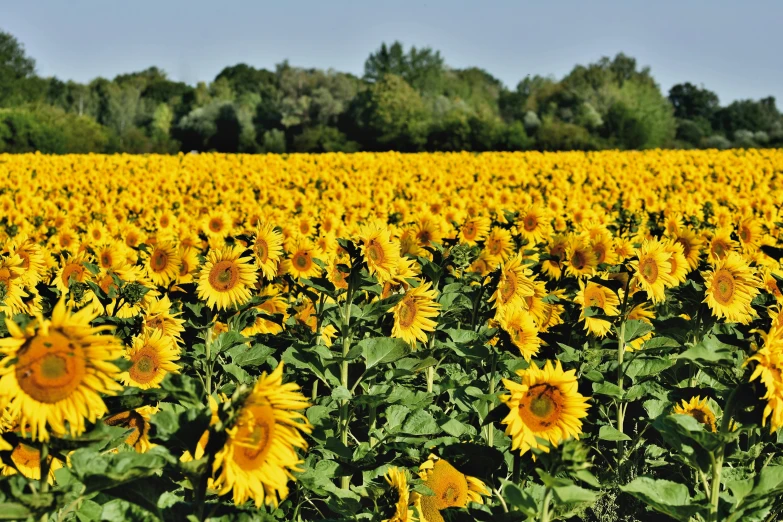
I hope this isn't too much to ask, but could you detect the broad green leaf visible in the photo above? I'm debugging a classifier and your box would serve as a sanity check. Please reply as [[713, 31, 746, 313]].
[[358, 337, 411, 369], [552, 484, 598, 504], [401, 410, 439, 435], [620, 477, 703, 522], [598, 425, 631, 441]]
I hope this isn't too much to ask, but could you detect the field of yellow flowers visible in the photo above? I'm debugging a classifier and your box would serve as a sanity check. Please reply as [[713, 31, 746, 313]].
[[0, 150, 782, 521]]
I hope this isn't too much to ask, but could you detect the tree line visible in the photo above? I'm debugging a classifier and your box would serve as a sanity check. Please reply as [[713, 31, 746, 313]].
[[1, 31, 781, 154]]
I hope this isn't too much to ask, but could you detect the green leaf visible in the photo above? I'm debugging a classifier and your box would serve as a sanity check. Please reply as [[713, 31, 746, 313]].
[[0, 503, 31, 520], [331, 386, 352, 402], [444, 329, 480, 343], [227, 343, 274, 368], [401, 410, 439, 435], [439, 418, 469, 437], [675, 335, 734, 364], [620, 477, 703, 522], [358, 337, 411, 369], [622, 319, 653, 343], [625, 357, 675, 381], [598, 425, 631, 441], [552, 484, 598, 504], [592, 382, 623, 400]]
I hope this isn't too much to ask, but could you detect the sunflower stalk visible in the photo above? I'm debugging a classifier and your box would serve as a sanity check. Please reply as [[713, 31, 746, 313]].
[[616, 275, 631, 470], [39, 441, 50, 494], [487, 349, 497, 448], [338, 269, 357, 490], [539, 485, 553, 522]]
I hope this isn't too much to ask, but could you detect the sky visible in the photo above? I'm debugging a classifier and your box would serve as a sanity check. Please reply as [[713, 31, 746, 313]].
[[3, 0, 782, 104]]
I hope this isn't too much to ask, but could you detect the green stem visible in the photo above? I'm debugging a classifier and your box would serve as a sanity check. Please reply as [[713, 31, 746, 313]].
[[39, 441, 50, 494], [311, 380, 318, 402], [205, 318, 214, 397], [487, 350, 497, 448], [338, 281, 354, 490], [540, 486, 553, 522], [368, 405, 377, 447], [470, 284, 485, 331], [709, 450, 723, 520], [426, 366, 434, 393], [616, 277, 631, 471]]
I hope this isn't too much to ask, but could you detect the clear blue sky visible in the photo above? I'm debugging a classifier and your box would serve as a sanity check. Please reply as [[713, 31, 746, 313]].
[[3, 0, 781, 104]]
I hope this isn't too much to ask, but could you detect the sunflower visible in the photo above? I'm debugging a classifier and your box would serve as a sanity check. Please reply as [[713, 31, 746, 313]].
[[103, 405, 158, 452], [53, 253, 88, 292], [412, 214, 442, 249], [212, 363, 312, 508], [541, 235, 569, 280], [5, 233, 46, 286], [707, 228, 737, 264], [176, 246, 200, 284], [674, 226, 703, 271], [747, 327, 783, 432], [284, 239, 322, 280], [499, 309, 541, 361], [484, 226, 514, 262], [489, 255, 536, 314], [0, 299, 123, 441], [629, 240, 677, 303], [119, 329, 180, 389], [203, 210, 232, 238], [358, 223, 400, 283], [500, 359, 591, 455], [0, 439, 63, 482], [142, 294, 186, 343], [294, 300, 338, 346], [95, 241, 125, 271], [253, 222, 284, 280], [413, 455, 489, 522], [574, 280, 620, 337], [392, 280, 441, 346], [197, 245, 258, 310], [590, 234, 618, 266], [625, 302, 655, 351], [565, 236, 597, 278], [459, 216, 490, 246], [673, 396, 717, 432], [737, 217, 763, 253], [383, 466, 413, 522], [146, 241, 181, 287], [702, 252, 760, 324], [0, 254, 28, 316], [518, 205, 551, 246], [663, 239, 690, 285], [242, 286, 289, 336]]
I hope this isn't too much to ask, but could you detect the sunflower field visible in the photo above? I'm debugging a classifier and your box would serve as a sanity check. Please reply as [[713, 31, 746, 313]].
[[0, 150, 783, 522]]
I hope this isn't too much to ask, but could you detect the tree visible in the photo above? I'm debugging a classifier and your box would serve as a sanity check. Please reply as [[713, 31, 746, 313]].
[[352, 74, 431, 151], [364, 41, 445, 93], [0, 31, 36, 106], [668, 83, 720, 122]]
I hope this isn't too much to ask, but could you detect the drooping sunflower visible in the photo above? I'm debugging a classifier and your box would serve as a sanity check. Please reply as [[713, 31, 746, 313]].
[[253, 222, 284, 280], [412, 455, 489, 522], [358, 223, 400, 283], [629, 240, 677, 303], [489, 255, 536, 314], [499, 308, 541, 361], [212, 363, 312, 508], [294, 299, 338, 346], [747, 327, 783, 432], [5, 233, 46, 286], [0, 299, 123, 441], [574, 280, 620, 337], [242, 286, 289, 336], [197, 245, 258, 310], [103, 405, 158, 452], [702, 251, 760, 324], [0, 439, 63, 482], [672, 396, 717, 432], [626, 302, 655, 351], [500, 359, 591, 455], [459, 215, 490, 246], [0, 254, 28, 316], [119, 329, 180, 389], [392, 280, 441, 346], [382, 466, 413, 522], [541, 235, 569, 280], [145, 241, 182, 287], [284, 239, 322, 280], [142, 294, 186, 343]]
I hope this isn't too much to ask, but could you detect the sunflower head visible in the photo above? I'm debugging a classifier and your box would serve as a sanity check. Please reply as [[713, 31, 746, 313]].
[[673, 396, 717, 432]]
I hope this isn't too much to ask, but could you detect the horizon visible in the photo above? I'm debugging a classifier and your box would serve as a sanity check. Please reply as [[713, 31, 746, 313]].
[[3, 0, 782, 104]]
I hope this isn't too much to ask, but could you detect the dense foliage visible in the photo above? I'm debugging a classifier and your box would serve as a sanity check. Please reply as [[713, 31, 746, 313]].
[[2, 32, 783, 154], [0, 151, 782, 522]]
